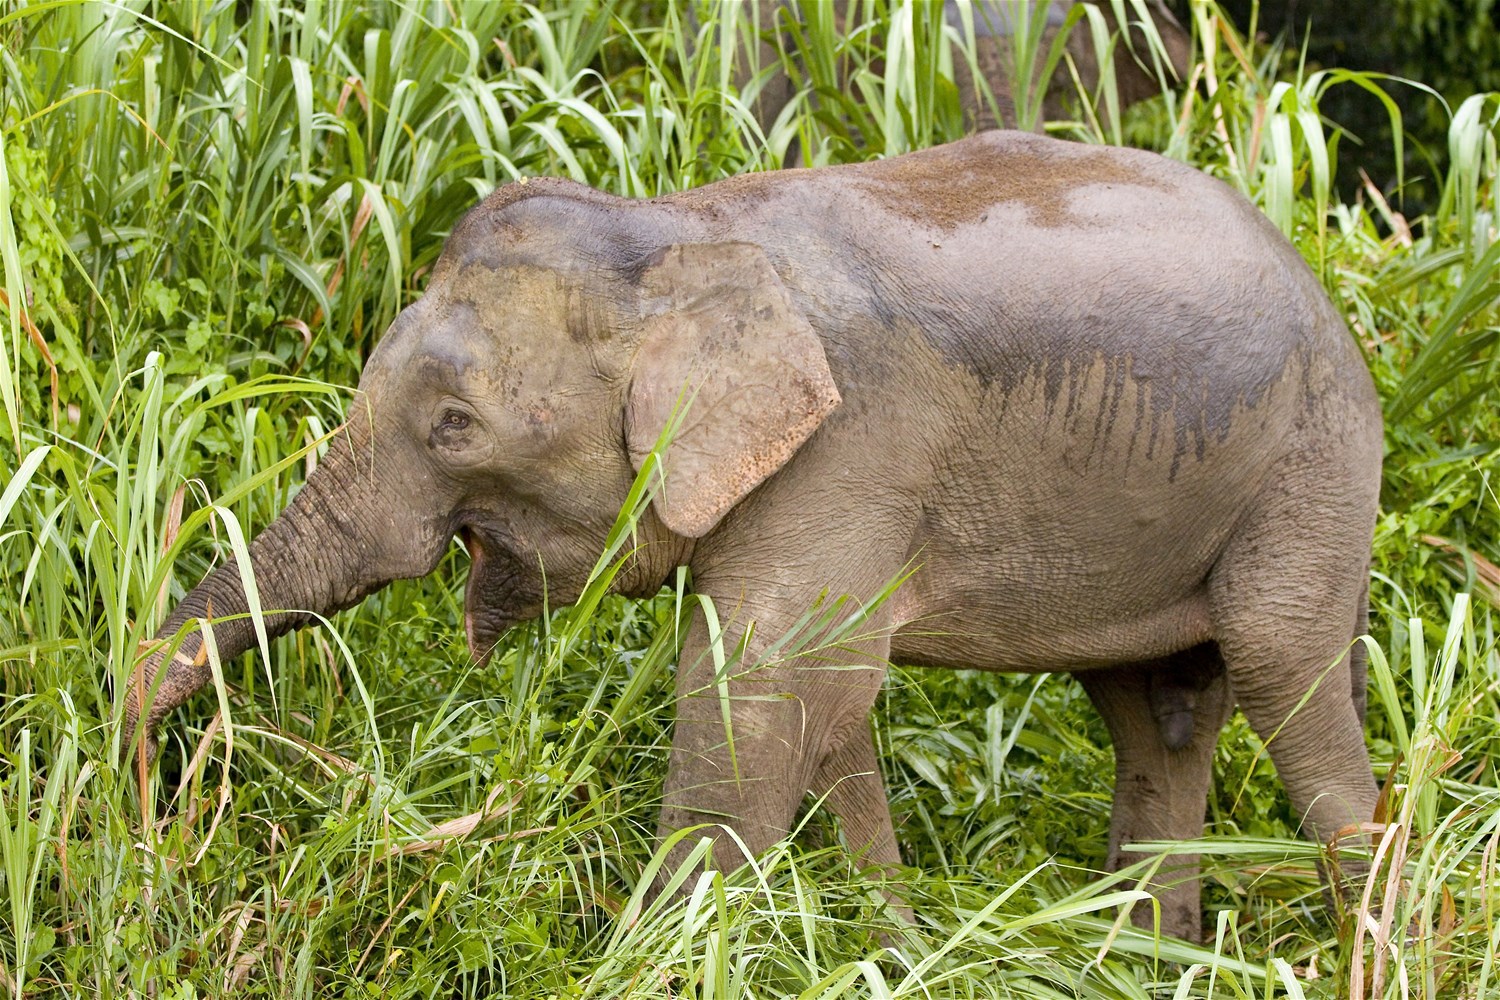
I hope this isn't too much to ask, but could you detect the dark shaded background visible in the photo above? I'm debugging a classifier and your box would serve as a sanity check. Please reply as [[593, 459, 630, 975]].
[[1209, 0, 1499, 208]]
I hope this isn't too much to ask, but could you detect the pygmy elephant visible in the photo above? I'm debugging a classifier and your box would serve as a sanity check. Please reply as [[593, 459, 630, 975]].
[[129, 132, 1381, 942]]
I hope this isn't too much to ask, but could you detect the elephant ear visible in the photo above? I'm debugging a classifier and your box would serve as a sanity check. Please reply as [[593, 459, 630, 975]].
[[627, 242, 841, 538]]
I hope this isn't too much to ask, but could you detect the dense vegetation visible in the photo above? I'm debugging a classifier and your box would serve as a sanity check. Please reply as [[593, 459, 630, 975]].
[[2, 1, 1498, 996], [1219, 0, 1500, 203]]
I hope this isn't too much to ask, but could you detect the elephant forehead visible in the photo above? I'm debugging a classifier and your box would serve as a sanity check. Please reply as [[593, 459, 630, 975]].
[[375, 269, 618, 385], [365, 299, 481, 381], [443, 264, 628, 361], [429, 264, 571, 337]]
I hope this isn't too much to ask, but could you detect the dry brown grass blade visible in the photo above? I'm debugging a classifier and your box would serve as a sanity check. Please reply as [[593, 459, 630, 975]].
[[311, 189, 376, 328], [251, 713, 360, 776], [335, 74, 368, 116], [392, 825, 554, 860], [1420, 534, 1500, 608], [384, 784, 526, 859], [156, 483, 187, 619], [0, 286, 59, 424], [1350, 819, 1408, 1000], [220, 901, 263, 993], [170, 710, 223, 812], [280, 316, 315, 375], [352, 878, 425, 978], [1360, 168, 1413, 247], [1433, 884, 1458, 988], [228, 942, 268, 992]]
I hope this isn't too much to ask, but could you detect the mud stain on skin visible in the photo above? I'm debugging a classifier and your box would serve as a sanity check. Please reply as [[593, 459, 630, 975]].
[[866, 294, 1306, 480], [854, 145, 1169, 230], [985, 347, 1309, 481], [452, 175, 622, 245]]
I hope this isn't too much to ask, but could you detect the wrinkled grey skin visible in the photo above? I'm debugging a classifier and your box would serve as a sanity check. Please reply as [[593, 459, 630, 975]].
[[129, 133, 1380, 943], [731, 0, 1191, 140]]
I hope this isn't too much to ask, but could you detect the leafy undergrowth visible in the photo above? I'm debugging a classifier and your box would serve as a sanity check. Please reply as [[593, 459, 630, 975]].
[[2, 1, 1498, 997]]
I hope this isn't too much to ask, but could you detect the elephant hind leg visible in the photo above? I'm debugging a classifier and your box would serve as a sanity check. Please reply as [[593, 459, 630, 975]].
[[1079, 644, 1232, 943], [1206, 461, 1380, 919]]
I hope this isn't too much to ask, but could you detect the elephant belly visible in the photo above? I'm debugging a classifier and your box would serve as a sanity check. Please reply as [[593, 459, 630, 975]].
[[874, 332, 1296, 674], [880, 410, 1261, 673], [883, 429, 1244, 673], [888, 574, 1215, 673]]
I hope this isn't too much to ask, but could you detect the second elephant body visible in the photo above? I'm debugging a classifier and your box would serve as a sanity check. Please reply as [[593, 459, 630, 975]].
[[728, 0, 1191, 140]]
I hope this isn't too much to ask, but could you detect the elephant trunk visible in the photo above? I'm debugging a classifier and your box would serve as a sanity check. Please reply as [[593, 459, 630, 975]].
[[124, 419, 440, 755]]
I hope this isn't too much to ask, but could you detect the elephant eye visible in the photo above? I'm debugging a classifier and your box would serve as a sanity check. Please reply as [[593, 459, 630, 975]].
[[430, 408, 473, 450]]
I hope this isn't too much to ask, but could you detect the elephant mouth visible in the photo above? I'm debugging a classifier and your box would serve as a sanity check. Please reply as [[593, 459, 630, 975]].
[[459, 524, 527, 664]]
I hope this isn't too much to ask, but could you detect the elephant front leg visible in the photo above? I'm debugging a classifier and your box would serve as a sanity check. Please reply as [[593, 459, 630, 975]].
[[654, 634, 815, 876], [809, 720, 902, 875], [1078, 645, 1233, 943], [653, 567, 899, 893], [808, 719, 914, 926]]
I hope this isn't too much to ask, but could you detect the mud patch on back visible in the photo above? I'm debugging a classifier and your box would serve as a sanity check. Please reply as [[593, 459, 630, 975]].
[[856, 142, 1169, 231]]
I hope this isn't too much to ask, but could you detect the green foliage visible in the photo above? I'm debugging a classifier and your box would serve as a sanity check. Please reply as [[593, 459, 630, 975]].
[[0, 1, 1498, 997], [1396, 0, 1500, 104]]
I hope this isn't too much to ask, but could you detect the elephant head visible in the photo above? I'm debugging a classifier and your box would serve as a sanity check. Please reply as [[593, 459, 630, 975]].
[[126, 179, 840, 756]]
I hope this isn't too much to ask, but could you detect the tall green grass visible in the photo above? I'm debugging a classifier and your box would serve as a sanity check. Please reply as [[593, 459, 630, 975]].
[[1, 1, 1497, 996]]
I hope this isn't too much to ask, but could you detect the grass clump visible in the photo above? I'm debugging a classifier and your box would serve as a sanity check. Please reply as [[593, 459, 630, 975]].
[[1, 1, 1498, 996]]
